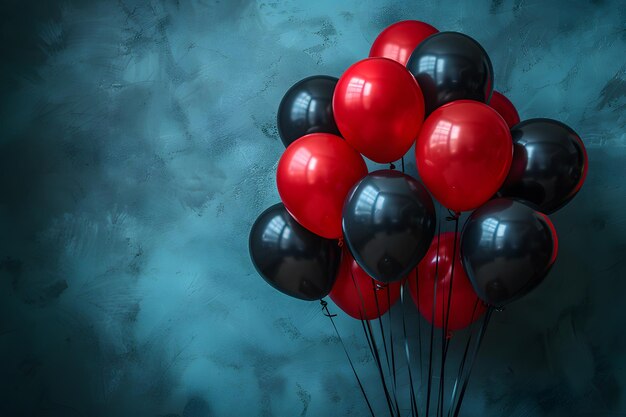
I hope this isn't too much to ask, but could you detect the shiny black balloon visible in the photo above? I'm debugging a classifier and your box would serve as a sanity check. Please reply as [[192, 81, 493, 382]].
[[406, 31, 494, 115], [249, 203, 341, 301], [498, 118, 588, 214], [277, 75, 341, 147], [461, 199, 558, 307], [342, 170, 436, 283]]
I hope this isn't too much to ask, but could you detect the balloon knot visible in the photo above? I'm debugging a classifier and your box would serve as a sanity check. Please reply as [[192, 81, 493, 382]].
[[320, 299, 337, 317], [389, 163, 396, 170], [446, 330, 454, 340], [337, 237, 344, 247], [446, 209, 461, 221]]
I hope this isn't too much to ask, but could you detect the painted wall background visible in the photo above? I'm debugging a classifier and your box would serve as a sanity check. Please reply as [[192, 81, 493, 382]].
[[0, 0, 624, 416]]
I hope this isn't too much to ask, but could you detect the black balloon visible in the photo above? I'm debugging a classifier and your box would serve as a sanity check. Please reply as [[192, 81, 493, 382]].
[[342, 170, 436, 283], [249, 203, 341, 301], [460, 199, 558, 307], [498, 118, 588, 214], [277, 75, 341, 147], [406, 31, 493, 115]]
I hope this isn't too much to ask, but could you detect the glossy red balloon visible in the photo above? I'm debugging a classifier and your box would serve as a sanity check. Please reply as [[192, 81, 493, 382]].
[[277, 133, 367, 239], [333, 58, 425, 163], [489, 91, 520, 128], [369, 20, 438, 66], [330, 249, 402, 320], [415, 100, 513, 212], [408, 232, 486, 331]]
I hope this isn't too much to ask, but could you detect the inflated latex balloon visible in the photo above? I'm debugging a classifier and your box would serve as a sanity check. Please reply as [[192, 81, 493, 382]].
[[461, 199, 558, 307], [369, 20, 438, 65], [342, 170, 436, 283], [277, 75, 341, 147], [277, 133, 367, 239], [407, 31, 493, 115], [408, 232, 486, 331], [498, 118, 588, 214], [415, 100, 513, 212], [333, 58, 425, 163], [249, 203, 341, 301], [330, 249, 402, 320], [489, 91, 520, 128]]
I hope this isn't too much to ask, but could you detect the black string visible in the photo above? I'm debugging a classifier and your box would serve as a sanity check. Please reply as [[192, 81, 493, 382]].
[[413, 269, 423, 393], [401, 157, 405, 173], [363, 318, 398, 417], [426, 207, 442, 417], [373, 282, 392, 379], [400, 285, 419, 417], [436, 214, 460, 416], [320, 300, 376, 417], [349, 270, 396, 417], [450, 307, 494, 417], [360, 318, 376, 360], [447, 299, 481, 413], [385, 284, 401, 417], [372, 280, 401, 417], [349, 269, 377, 358]]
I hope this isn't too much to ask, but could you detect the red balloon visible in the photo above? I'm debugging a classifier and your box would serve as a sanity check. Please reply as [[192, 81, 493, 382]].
[[415, 100, 513, 212], [369, 20, 438, 66], [277, 133, 367, 239], [330, 249, 402, 320], [333, 58, 425, 163], [489, 91, 520, 128], [408, 232, 486, 331]]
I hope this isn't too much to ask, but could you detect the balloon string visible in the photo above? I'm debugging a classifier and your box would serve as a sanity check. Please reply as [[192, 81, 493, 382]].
[[447, 299, 481, 414], [372, 281, 392, 379], [386, 284, 401, 417], [450, 307, 494, 417], [350, 270, 396, 417], [401, 157, 405, 173], [400, 285, 419, 417], [372, 280, 401, 416], [426, 207, 443, 417], [413, 269, 423, 392], [437, 214, 460, 416], [363, 318, 398, 417], [349, 269, 376, 358], [320, 300, 376, 417]]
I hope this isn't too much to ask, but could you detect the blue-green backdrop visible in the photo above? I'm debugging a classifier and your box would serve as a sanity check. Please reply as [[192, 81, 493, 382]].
[[1, 0, 624, 416]]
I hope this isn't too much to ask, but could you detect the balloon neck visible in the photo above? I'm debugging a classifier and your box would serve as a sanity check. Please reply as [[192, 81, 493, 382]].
[[320, 299, 337, 317], [446, 209, 461, 220], [337, 237, 344, 247], [389, 163, 396, 170]]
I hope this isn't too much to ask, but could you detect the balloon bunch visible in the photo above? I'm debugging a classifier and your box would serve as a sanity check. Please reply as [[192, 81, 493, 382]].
[[249, 19, 588, 416]]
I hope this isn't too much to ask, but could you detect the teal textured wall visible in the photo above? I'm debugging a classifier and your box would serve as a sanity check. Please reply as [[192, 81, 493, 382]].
[[0, 1, 624, 416]]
